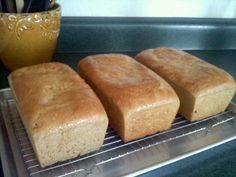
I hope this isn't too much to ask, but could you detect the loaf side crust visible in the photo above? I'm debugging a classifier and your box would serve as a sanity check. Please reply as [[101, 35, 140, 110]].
[[78, 54, 180, 142], [135, 47, 236, 121], [9, 62, 108, 167]]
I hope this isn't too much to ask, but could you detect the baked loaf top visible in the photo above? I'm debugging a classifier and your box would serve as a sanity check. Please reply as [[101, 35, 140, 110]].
[[78, 54, 179, 115], [9, 62, 107, 134], [135, 47, 236, 97]]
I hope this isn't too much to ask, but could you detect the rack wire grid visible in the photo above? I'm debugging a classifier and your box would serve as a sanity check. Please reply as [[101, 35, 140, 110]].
[[0, 88, 236, 177]]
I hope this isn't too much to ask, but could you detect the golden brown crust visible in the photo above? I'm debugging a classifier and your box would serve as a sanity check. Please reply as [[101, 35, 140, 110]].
[[135, 47, 236, 121], [9, 62, 108, 133], [78, 54, 180, 142], [135, 47, 236, 97], [9, 62, 109, 167], [78, 54, 178, 113]]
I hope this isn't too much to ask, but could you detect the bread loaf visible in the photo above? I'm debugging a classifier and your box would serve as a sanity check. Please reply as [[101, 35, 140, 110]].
[[9, 62, 108, 167], [135, 47, 236, 121], [78, 54, 180, 142]]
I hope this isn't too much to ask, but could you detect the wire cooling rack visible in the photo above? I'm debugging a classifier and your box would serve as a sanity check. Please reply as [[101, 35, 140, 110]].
[[0, 88, 236, 177]]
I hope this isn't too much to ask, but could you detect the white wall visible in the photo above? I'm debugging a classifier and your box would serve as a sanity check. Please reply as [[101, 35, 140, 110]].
[[57, 0, 236, 18]]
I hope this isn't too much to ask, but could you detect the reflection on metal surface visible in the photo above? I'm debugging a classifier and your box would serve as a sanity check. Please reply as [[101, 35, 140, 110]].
[[0, 88, 236, 177]]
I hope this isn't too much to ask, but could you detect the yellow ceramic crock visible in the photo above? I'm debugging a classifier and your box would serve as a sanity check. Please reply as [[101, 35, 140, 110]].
[[0, 3, 61, 71]]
